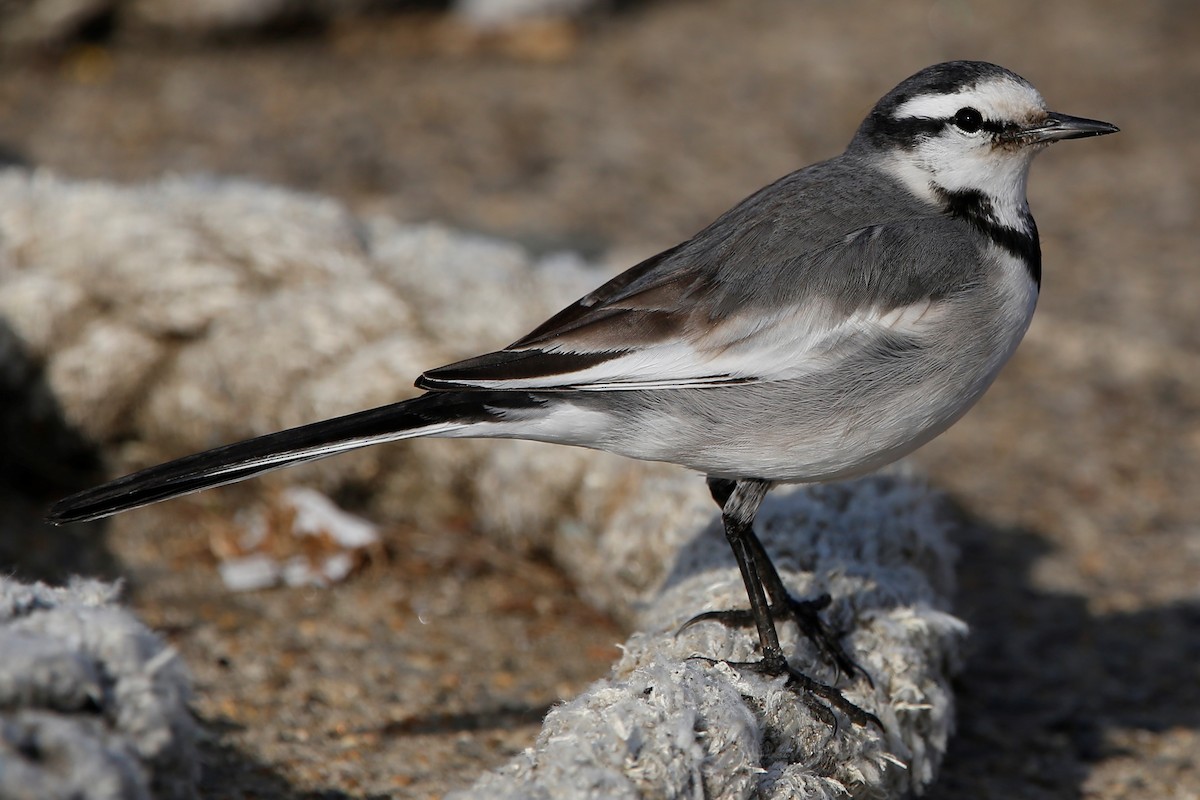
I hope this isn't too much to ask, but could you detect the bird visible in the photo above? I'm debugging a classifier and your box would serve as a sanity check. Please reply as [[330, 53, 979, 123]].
[[47, 61, 1117, 726]]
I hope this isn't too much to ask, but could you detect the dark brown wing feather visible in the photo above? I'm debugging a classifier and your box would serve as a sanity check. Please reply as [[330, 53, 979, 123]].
[[417, 242, 713, 390], [510, 242, 691, 349]]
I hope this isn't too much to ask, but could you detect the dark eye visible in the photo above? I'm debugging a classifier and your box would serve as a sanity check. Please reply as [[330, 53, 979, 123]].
[[953, 107, 984, 133]]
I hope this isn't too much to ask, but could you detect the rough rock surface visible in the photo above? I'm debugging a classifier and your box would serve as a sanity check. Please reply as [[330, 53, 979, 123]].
[[0, 577, 196, 800], [454, 477, 963, 800]]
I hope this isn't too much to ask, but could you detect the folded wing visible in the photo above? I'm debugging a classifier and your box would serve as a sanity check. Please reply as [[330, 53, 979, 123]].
[[417, 215, 973, 393]]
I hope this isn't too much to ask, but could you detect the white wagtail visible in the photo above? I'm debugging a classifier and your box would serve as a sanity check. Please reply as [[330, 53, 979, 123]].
[[48, 61, 1117, 725]]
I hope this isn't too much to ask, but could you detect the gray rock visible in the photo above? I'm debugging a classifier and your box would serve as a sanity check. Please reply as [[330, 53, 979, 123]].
[[0, 578, 196, 800]]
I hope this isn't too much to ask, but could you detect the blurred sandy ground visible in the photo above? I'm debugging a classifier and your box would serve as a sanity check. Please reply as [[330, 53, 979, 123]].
[[0, 0, 1196, 797]]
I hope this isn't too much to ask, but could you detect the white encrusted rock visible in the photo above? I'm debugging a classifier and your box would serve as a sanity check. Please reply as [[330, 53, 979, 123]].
[[453, 476, 965, 800], [0, 577, 197, 800]]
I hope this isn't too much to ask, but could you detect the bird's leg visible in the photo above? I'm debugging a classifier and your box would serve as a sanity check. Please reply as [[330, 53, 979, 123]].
[[717, 478, 786, 668], [679, 476, 871, 685], [686, 477, 878, 728]]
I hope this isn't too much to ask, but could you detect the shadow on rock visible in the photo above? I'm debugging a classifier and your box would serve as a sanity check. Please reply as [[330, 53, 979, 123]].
[[928, 507, 1200, 800], [0, 318, 118, 582]]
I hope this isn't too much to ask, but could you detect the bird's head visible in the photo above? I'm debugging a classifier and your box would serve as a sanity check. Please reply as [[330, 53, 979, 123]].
[[851, 61, 1118, 221]]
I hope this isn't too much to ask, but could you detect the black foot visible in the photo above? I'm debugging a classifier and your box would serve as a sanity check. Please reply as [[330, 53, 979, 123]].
[[678, 592, 871, 686], [689, 653, 881, 730]]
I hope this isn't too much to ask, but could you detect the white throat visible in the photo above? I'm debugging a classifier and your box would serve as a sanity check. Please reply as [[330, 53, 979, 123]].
[[880, 146, 1037, 233]]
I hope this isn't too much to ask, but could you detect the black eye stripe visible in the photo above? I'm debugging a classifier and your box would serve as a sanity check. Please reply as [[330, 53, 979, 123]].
[[895, 114, 1014, 135], [865, 114, 945, 148], [950, 107, 1021, 136], [867, 108, 1019, 148]]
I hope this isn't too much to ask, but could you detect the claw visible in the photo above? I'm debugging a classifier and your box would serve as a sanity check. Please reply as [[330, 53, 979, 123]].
[[784, 596, 873, 688], [689, 654, 880, 730], [678, 594, 873, 688], [783, 665, 881, 730], [675, 608, 756, 637]]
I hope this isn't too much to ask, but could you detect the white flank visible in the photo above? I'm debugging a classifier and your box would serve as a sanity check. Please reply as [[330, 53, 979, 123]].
[[429, 299, 952, 392]]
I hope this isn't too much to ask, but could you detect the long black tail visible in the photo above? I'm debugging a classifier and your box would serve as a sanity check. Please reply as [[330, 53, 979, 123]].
[[47, 391, 543, 525]]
